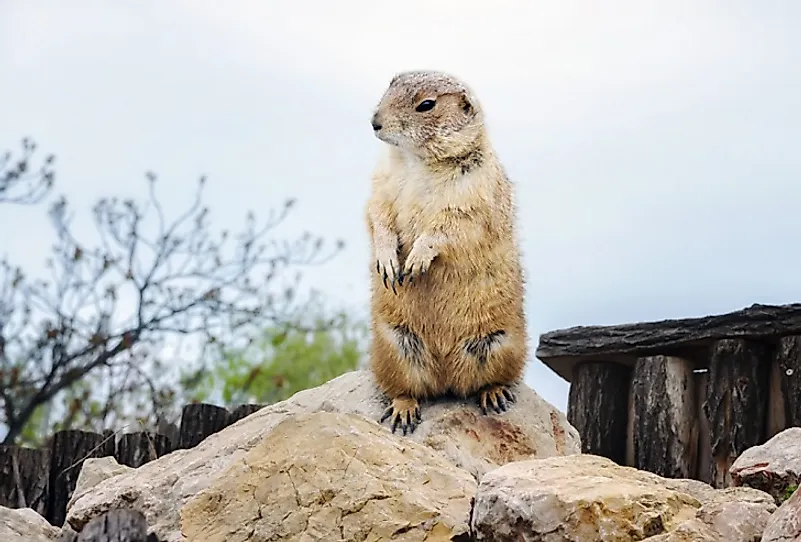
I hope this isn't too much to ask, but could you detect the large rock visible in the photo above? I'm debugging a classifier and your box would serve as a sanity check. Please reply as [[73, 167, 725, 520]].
[[730, 426, 801, 504], [181, 411, 477, 541], [66, 456, 134, 511], [0, 506, 61, 542], [66, 369, 578, 541], [470, 454, 775, 541], [650, 487, 776, 542], [762, 484, 801, 542]]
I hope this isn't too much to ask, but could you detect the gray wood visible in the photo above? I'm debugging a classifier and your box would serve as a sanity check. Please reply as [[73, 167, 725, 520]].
[[567, 361, 632, 464], [46, 430, 114, 526], [775, 335, 801, 427], [76, 508, 153, 542], [537, 302, 801, 381], [0, 444, 50, 515], [229, 404, 265, 424], [177, 403, 231, 450], [631, 355, 697, 479], [702, 339, 771, 488], [115, 432, 172, 468]]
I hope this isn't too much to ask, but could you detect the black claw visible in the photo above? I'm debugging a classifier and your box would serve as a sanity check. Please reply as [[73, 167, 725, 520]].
[[382, 269, 388, 289], [391, 278, 397, 295], [376, 260, 380, 274], [497, 394, 508, 412], [379, 406, 393, 423], [503, 388, 516, 403]]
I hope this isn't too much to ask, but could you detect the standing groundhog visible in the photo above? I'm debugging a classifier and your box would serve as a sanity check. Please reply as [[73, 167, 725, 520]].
[[366, 70, 528, 434]]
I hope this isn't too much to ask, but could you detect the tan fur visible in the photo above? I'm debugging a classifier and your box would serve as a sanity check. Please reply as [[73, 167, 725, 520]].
[[366, 70, 528, 433]]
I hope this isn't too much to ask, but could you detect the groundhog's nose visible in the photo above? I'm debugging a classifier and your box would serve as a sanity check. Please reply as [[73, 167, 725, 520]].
[[371, 114, 382, 131]]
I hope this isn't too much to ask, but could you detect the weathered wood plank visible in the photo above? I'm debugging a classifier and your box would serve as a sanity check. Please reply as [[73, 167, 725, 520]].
[[694, 370, 712, 484], [75, 508, 157, 541], [775, 335, 801, 427], [229, 404, 265, 424], [46, 430, 115, 527], [537, 302, 801, 381], [115, 432, 172, 468], [567, 361, 632, 464], [0, 445, 50, 515], [631, 356, 697, 479], [177, 403, 231, 450], [702, 339, 772, 488]]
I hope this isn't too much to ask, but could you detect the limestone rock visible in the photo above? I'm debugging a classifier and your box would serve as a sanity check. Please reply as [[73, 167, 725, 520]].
[[762, 484, 801, 542], [471, 455, 776, 542], [730, 426, 801, 504], [66, 456, 134, 512], [471, 454, 701, 540], [66, 369, 578, 542], [0, 506, 61, 542], [180, 411, 477, 542], [653, 487, 776, 542]]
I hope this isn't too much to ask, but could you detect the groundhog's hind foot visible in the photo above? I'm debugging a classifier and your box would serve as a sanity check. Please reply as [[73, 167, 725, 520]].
[[479, 385, 517, 415], [379, 395, 422, 435]]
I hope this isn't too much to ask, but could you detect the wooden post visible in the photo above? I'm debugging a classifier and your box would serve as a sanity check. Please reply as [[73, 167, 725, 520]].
[[631, 355, 698, 479], [115, 432, 172, 468], [767, 353, 787, 439], [702, 339, 771, 488], [177, 403, 231, 450], [230, 404, 265, 424], [694, 370, 712, 484], [775, 335, 801, 427], [0, 445, 50, 515], [46, 430, 114, 527], [567, 361, 632, 464]]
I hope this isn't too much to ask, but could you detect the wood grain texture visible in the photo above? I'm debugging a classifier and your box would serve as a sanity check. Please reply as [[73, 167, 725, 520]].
[[631, 356, 697, 479], [567, 361, 632, 464], [702, 339, 771, 488]]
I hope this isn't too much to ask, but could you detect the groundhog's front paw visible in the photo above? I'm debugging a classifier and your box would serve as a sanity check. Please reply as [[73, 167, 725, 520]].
[[479, 384, 517, 415], [400, 241, 436, 284], [379, 395, 421, 435], [375, 247, 400, 294]]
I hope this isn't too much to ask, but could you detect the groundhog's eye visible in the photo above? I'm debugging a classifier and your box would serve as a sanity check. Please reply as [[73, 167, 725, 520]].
[[415, 99, 436, 112]]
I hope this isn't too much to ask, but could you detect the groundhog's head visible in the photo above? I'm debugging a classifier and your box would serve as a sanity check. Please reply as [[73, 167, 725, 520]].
[[371, 70, 484, 159]]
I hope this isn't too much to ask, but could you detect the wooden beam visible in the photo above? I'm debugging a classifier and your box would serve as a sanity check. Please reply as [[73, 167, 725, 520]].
[[536, 303, 801, 382]]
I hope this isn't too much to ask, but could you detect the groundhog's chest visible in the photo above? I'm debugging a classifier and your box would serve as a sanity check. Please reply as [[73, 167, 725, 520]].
[[391, 171, 479, 242]]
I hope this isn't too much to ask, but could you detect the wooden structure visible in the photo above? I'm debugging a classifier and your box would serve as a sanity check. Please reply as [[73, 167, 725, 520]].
[[0, 402, 265, 528], [536, 302, 801, 488]]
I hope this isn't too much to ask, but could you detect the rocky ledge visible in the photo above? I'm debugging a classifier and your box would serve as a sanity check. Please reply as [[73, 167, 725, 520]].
[[5, 369, 801, 541]]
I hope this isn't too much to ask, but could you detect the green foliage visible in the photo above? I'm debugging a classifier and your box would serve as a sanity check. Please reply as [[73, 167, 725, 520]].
[[183, 308, 368, 407], [780, 483, 798, 503]]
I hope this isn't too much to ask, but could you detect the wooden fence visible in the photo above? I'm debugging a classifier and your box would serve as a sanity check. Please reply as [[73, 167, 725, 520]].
[[0, 401, 265, 528], [536, 302, 801, 488]]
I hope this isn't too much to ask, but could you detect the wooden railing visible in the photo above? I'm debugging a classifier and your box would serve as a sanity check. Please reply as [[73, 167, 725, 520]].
[[536, 303, 801, 487]]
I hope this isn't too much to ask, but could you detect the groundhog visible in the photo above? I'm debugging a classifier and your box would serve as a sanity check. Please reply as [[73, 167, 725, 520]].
[[365, 70, 528, 434]]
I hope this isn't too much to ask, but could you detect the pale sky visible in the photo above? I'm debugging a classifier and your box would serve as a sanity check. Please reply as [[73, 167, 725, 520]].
[[2, 1, 800, 412]]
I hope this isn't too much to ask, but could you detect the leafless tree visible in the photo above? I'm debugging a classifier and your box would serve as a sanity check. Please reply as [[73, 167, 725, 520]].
[[0, 138, 55, 205], [0, 160, 343, 445]]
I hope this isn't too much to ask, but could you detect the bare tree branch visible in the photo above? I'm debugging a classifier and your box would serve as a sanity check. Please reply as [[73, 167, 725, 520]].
[[0, 138, 55, 205], [0, 165, 344, 444]]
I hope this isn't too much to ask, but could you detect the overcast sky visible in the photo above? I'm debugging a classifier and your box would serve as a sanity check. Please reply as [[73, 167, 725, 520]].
[[2, 1, 800, 412]]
